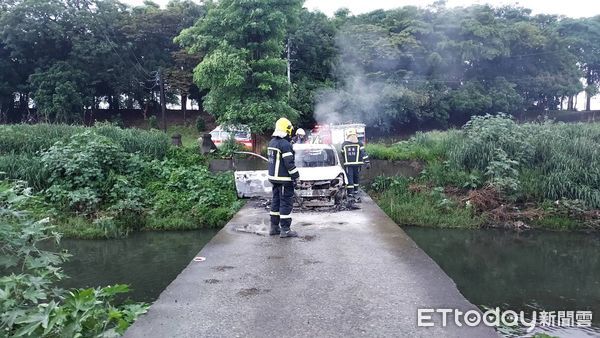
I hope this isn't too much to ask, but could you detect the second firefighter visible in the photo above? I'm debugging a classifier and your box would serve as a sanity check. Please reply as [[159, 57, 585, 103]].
[[341, 128, 370, 202]]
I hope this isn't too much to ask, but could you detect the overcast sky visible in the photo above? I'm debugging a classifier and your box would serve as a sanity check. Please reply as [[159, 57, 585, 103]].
[[124, 0, 600, 18]]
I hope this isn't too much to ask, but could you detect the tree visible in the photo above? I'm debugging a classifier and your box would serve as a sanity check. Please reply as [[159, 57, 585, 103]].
[[558, 16, 600, 111], [176, 0, 303, 133], [29, 62, 89, 123], [288, 9, 337, 127], [166, 50, 202, 124]]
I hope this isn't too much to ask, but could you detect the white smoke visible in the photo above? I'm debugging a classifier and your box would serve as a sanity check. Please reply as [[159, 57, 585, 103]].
[[313, 24, 405, 128]]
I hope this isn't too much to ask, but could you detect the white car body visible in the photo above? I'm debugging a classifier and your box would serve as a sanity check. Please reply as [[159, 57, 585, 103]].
[[233, 144, 348, 207], [209, 124, 253, 149]]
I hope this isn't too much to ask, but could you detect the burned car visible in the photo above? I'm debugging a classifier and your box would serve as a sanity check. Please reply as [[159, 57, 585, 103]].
[[233, 144, 348, 208], [292, 144, 347, 207]]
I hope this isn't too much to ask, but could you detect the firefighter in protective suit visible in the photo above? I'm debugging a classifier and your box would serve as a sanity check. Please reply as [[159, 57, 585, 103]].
[[268, 118, 300, 238], [341, 128, 370, 202], [291, 128, 307, 144]]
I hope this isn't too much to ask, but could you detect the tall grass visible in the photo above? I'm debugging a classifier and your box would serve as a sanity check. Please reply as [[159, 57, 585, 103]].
[[0, 123, 170, 158], [373, 177, 483, 228], [369, 115, 600, 209], [0, 124, 80, 155], [0, 154, 47, 190], [366, 130, 463, 162]]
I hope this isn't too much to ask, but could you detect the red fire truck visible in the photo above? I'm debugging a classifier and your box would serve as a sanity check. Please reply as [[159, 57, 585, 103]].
[[310, 123, 366, 145]]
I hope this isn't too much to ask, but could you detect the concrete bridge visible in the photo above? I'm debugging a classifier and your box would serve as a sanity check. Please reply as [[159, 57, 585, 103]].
[[125, 196, 497, 337]]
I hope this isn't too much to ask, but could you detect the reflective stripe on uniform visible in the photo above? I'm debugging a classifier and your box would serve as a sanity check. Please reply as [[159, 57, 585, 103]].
[[288, 168, 298, 175], [268, 175, 292, 181], [269, 147, 282, 180], [280, 214, 292, 219], [346, 185, 355, 188], [269, 211, 280, 216], [343, 145, 349, 164], [282, 152, 293, 158]]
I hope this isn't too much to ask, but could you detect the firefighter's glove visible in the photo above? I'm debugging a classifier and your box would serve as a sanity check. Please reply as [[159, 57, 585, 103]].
[[366, 162, 371, 170], [293, 179, 299, 189]]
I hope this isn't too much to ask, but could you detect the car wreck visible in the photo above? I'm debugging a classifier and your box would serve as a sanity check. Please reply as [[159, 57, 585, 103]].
[[233, 144, 348, 208]]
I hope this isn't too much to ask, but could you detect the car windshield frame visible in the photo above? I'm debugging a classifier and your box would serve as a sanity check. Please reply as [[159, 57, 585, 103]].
[[295, 148, 338, 168], [234, 131, 251, 140]]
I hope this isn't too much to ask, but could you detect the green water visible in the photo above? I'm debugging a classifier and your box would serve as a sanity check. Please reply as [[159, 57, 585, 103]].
[[52, 226, 600, 337], [404, 227, 600, 337], [56, 230, 218, 302]]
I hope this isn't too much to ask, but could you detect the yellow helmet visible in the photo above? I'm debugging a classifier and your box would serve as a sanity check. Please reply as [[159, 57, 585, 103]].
[[346, 128, 357, 137], [274, 117, 294, 137]]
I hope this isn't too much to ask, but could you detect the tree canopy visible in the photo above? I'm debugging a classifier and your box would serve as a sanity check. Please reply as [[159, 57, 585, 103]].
[[176, 0, 303, 132], [0, 1, 599, 132]]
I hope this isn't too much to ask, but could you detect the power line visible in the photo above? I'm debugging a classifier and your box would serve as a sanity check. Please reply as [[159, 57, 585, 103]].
[[101, 31, 155, 82]]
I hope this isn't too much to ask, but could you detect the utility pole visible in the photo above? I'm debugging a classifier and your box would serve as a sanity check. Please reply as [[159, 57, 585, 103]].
[[158, 68, 167, 132], [286, 37, 291, 85]]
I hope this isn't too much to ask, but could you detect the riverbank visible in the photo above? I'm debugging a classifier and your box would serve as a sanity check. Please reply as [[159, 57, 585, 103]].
[[366, 114, 600, 231], [0, 123, 241, 238]]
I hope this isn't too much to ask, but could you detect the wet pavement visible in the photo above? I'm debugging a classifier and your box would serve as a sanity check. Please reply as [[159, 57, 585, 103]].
[[125, 196, 497, 338]]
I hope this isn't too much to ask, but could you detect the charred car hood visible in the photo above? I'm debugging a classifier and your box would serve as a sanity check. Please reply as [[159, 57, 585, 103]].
[[298, 167, 343, 182]]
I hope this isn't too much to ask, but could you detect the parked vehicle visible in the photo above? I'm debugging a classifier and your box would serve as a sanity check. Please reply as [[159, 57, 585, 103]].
[[209, 125, 253, 149], [310, 123, 366, 146], [233, 143, 348, 208]]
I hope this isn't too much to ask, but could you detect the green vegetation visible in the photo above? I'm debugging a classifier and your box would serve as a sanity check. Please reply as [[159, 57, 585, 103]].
[[0, 124, 241, 239], [2, 1, 600, 131], [371, 177, 483, 228], [0, 123, 171, 158], [176, 0, 302, 132], [166, 124, 200, 147], [368, 115, 600, 231], [0, 183, 148, 336]]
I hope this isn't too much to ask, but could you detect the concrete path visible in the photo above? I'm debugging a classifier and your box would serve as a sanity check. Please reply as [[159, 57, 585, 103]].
[[125, 196, 498, 337]]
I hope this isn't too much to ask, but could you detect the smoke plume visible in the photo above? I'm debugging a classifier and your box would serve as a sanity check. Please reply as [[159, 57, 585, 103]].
[[313, 23, 405, 129]]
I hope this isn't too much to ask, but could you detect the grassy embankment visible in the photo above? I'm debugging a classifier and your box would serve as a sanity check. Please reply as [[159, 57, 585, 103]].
[[367, 114, 600, 231], [0, 123, 242, 238]]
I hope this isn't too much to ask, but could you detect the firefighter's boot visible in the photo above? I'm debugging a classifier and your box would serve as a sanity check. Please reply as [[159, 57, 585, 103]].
[[280, 229, 298, 238], [279, 218, 298, 238], [269, 215, 280, 236]]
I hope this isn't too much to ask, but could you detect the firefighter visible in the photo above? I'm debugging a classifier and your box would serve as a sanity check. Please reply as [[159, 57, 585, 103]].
[[292, 128, 307, 144], [268, 117, 300, 238], [341, 128, 370, 202]]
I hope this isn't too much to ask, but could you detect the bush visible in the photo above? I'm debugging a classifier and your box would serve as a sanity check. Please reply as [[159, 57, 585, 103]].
[[0, 182, 148, 336], [1, 124, 241, 238], [40, 131, 146, 216], [147, 154, 240, 228], [218, 137, 246, 158], [449, 113, 533, 172], [148, 115, 159, 129], [196, 116, 206, 132]]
